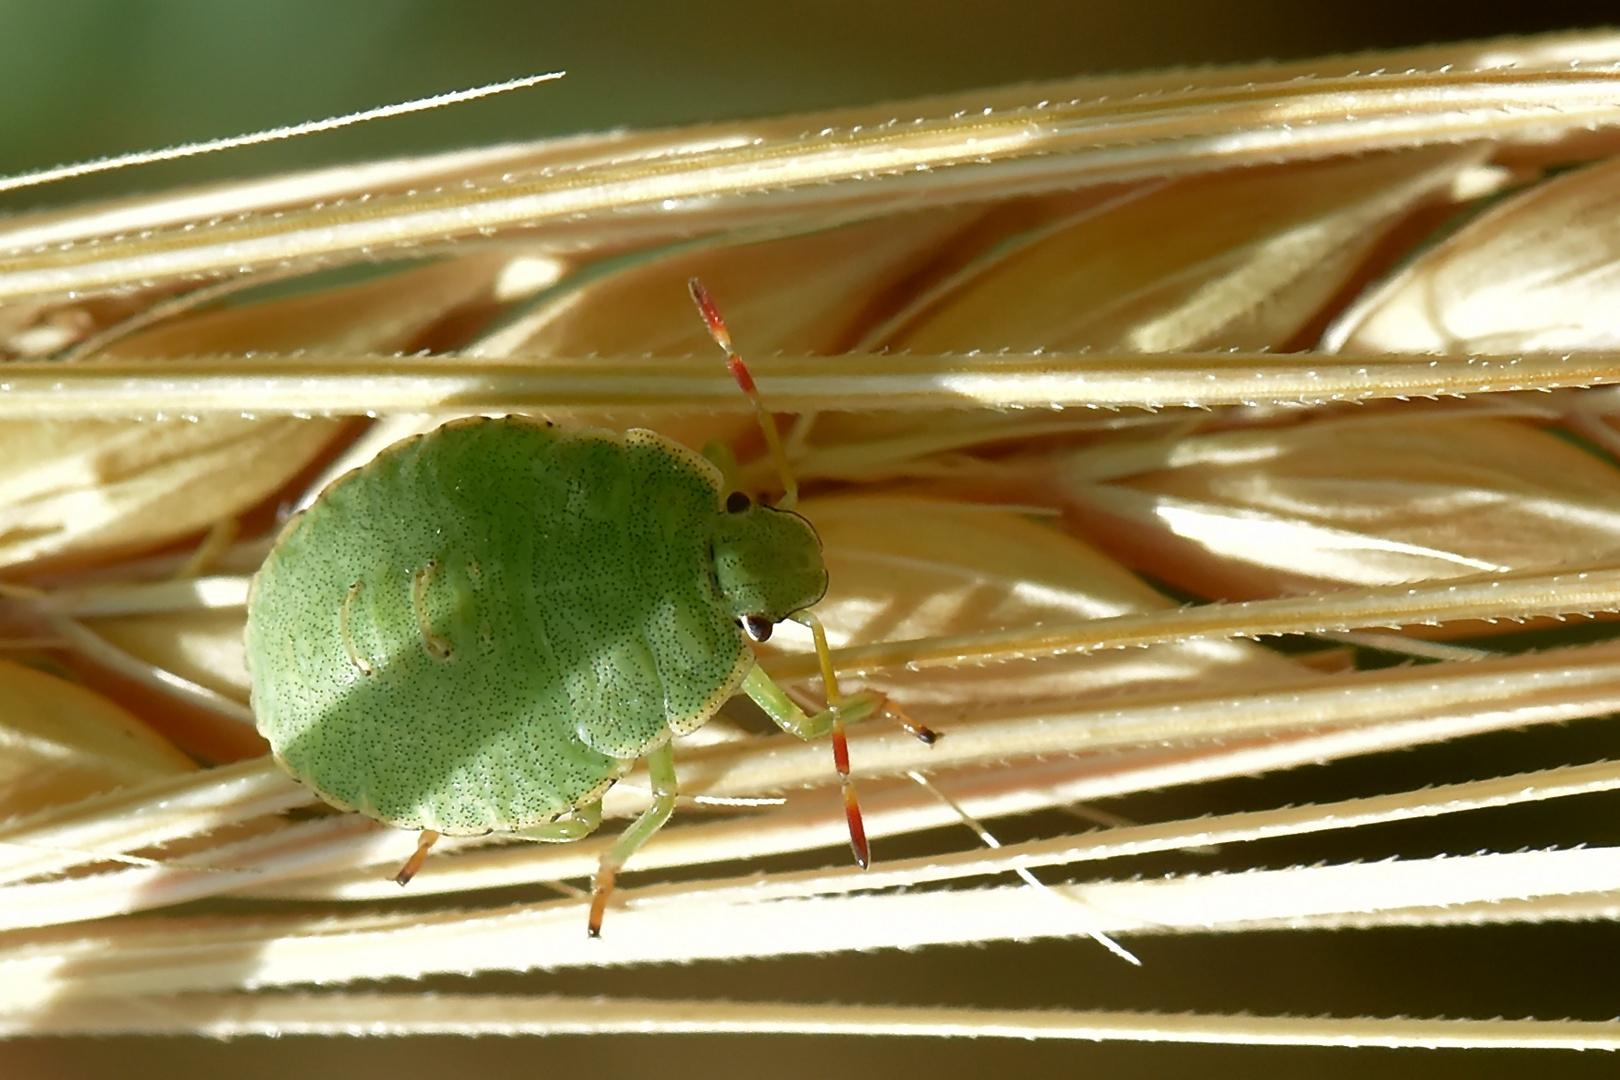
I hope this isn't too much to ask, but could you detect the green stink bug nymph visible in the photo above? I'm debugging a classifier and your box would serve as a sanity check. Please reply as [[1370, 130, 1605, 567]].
[[246, 279, 923, 935]]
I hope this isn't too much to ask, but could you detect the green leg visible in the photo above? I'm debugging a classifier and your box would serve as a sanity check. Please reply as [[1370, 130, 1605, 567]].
[[514, 799, 603, 842], [588, 741, 678, 937], [742, 664, 881, 869], [741, 665, 879, 739]]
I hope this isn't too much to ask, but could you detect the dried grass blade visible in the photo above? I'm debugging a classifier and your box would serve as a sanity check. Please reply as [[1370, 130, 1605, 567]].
[[1217, 890, 1620, 932], [47, 617, 253, 725], [772, 563, 1620, 678], [11, 683, 1609, 923], [5, 350, 1620, 419], [250, 710, 1597, 902], [602, 761, 1620, 909], [2, 992, 1615, 1049], [6, 849, 1620, 1002], [38, 577, 249, 618], [6, 69, 1620, 302], [0, 815, 401, 932], [702, 641, 1620, 797], [13, 634, 1605, 905], [274, 753, 1620, 908], [0, 758, 305, 886]]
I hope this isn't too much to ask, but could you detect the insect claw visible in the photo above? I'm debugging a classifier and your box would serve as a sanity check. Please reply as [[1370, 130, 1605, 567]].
[[848, 686, 940, 745], [883, 696, 939, 745]]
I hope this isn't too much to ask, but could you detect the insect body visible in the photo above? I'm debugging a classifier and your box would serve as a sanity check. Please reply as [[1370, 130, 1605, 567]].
[[247, 281, 904, 934]]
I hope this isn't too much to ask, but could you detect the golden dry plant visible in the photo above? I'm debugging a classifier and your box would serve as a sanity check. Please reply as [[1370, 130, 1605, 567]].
[[4, 29, 1620, 1055]]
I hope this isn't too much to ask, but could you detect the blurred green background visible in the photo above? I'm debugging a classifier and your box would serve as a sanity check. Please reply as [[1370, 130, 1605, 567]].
[[4, 2, 1620, 1078], [3, 0, 1617, 208]]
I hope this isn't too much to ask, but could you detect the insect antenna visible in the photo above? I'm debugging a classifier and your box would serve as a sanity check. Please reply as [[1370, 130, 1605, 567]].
[[687, 278, 800, 509], [688, 280, 940, 874]]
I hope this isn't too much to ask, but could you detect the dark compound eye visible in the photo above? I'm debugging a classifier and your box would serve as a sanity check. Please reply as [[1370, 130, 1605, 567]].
[[726, 491, 752, 514], [742, 615, 773, 642]]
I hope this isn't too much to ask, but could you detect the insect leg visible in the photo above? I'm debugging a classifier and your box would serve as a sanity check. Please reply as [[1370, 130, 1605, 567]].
[[588, 741, 678, 937], [790, 610, 939, 743], [741, 664, 880, 869], [514, 800, 603, 842], [393, 829, 440, 886], [740, 664, 879, 739]]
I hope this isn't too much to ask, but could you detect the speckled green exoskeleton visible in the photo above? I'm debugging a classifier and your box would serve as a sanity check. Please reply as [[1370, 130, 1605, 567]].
[[246, 280, 911, 935]]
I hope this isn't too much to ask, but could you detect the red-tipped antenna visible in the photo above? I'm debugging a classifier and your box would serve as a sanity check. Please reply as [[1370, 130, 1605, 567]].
[[688, 278, 799, 508]]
